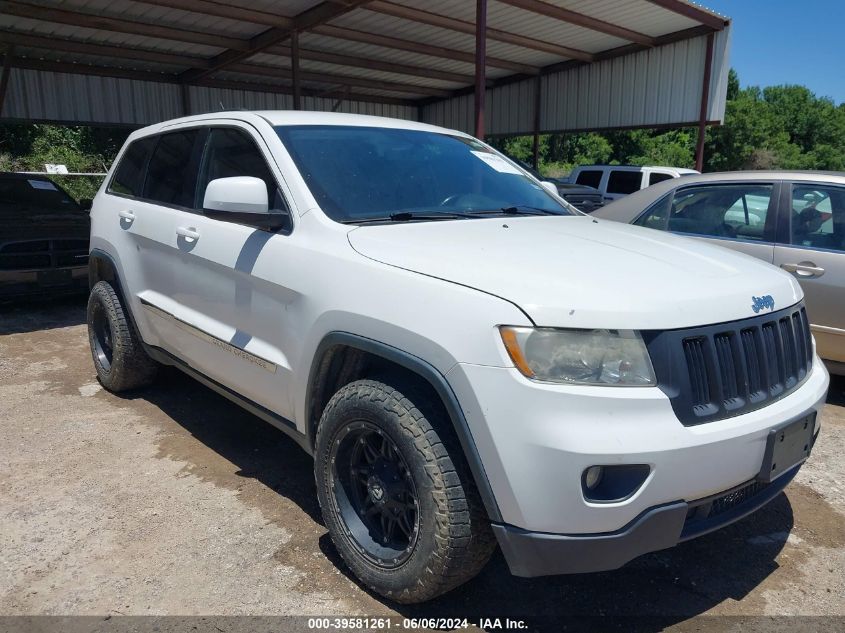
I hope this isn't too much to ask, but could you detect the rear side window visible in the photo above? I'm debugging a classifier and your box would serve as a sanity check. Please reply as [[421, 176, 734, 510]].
[[667, 184, 774, 241], [634, 193, 672, 230], [143, 130, 202, 208], [607, 170, 642, 195], [198, 128, 289, 212], [109, 137, 156, 197], [790, 184, 845, 252], [648, 172, 674, 186], [575, 170, 603, 188]]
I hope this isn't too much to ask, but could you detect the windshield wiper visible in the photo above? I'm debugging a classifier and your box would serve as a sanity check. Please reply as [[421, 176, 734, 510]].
[[342, 211, 476, 224]]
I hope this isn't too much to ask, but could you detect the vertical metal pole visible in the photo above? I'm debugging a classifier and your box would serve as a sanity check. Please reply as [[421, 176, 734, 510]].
[[532, 74, 541, 171], [180, 83, 191, 117], [292, 31, 302, 111], [694, 32, 715, 172], [474, 0, 487, 140], [0, 46, 15, 118]]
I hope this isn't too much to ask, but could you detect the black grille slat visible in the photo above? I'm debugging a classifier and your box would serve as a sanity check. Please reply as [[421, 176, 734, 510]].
[[714, 333, 740, 403], [0, 254, 52, 270], [741, 328, 764, 400], [761, 322, 784, 396], [1, 240, 50, 254], [0, 238, 88, 271], [799, 308, 813, 368], [709, 481, 767, 517], [53, 239, 88, 251], [780, 317, 798, 388], [648, 303, 814, 426], [792, 313, 807, 380], [683, 338, 710, 406]]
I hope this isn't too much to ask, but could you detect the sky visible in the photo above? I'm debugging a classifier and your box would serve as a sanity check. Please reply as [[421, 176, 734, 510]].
[[703, 0, 845, 104]]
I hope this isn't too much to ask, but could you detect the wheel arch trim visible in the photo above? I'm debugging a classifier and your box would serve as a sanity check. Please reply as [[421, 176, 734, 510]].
[[306, 331, 502, 522]]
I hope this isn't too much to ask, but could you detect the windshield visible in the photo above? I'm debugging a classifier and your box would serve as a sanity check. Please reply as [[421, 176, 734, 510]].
[[275, 125, 575, 223], [0, 177, 80, 215]]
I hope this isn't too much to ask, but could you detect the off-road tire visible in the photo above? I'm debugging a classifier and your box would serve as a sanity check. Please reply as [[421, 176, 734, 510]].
[[315, 378, 496, 603], [87, 280, 158, 392]]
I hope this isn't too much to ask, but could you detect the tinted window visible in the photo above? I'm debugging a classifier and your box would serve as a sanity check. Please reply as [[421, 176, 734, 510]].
[[790, 184, 845, 252], [109, 137, 156, 197], [607, 170, 642, 195], [143, 130, 201, 208], [199, 128, 288, 213], [634, 193, 672, 230], [648, 172, 674, 186], [0, 177, 79, 214], [575, 170, 603, 188], [667, 184, 774, 240], [275, 125, 572, 222]]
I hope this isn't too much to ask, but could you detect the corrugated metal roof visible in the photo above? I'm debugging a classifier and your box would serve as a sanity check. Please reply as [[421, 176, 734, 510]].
[[297, 31, 490, 77], [0, 0, 731, 133], [43, 0, 266, 39], [423, 28, 732, 135]]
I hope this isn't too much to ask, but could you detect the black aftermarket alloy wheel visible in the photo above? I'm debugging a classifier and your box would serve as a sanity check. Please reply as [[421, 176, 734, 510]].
[[90, 298, 114, 371], [315, 378, 496, 603], [332, 421, 420, 567], [87, 280, 158, 392]]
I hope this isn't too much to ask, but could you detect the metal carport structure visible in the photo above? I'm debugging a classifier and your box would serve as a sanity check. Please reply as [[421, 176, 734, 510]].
[[0, 0, 731, 169]]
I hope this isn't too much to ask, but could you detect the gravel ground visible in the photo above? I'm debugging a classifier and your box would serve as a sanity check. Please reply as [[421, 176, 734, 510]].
[[1, 298, 843, 629]]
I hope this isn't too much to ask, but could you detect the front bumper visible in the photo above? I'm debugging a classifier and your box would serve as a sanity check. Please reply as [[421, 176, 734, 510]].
[[0, 266, 88, 299], [495, 461, 802, 577], [446, 355, 829, 572]]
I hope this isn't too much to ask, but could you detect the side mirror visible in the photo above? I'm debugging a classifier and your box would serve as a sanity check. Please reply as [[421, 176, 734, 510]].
[[540, 181, 560, 197], [203, 176, 288, 231], [78, 198, 93, 211], [203, 176, 269, 214]]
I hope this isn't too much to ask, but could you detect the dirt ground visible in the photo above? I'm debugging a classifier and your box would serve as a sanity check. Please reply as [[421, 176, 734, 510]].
[[1, 298, 844, 629]]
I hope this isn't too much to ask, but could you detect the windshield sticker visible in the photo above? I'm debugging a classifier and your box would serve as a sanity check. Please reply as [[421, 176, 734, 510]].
[[470, 151, 524, 175], [28, 179, 58, 191]]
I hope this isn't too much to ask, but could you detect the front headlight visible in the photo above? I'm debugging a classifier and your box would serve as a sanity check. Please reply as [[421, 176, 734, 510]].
[[499, 326, 656, 386]]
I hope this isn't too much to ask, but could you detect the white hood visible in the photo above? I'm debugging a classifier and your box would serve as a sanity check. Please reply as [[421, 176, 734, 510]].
[[347, 216, 803, 330]]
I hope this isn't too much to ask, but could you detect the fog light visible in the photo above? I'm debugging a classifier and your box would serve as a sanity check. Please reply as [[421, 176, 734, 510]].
[[581, 464, 651, 503], [584, 466, 604, 490]]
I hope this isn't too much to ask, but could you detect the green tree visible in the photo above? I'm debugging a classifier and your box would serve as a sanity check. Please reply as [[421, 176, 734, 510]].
[[0, 123, 129, 200]]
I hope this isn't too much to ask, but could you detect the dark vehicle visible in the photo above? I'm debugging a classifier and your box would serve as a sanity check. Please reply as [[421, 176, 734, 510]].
[[0, 173, 90, 300], [503, 154, 604, 213]]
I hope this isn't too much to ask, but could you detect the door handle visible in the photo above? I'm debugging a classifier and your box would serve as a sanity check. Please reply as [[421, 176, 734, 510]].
[[118, 210, 135, 221], [780, 261, 825, 278], [176, 226, 200, 242]]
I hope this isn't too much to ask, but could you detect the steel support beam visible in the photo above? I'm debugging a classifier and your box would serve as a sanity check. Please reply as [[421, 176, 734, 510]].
[[138, 0, 293, 28], [312, 25, 538, 75], [497, 0, 656, 46], [0, 31, 214, 68], [0, 1, 248, 50], [694, 32, 715, 172], [532, 74, 541, 171], [268, 45, 473, 83], [365, 1, 593, 61], [181, 83, 191, 116], [0, 45, 13, 116], [179, 0, 372, 83], [646, 0, 728, 30], [291, 32, 301, 110], [230, 62, 450, 97], [474, 0, 487, 139]]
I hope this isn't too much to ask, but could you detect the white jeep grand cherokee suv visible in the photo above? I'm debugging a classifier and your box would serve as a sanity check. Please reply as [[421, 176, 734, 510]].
[[87, 111, 829, 603]]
